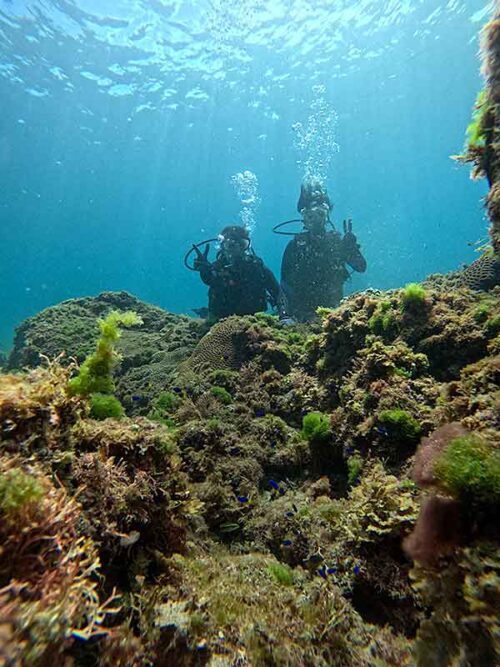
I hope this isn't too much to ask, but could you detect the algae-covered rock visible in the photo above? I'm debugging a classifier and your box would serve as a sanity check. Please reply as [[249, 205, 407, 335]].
[[0, 455, 112, 665], [7, 291, 206, 413], [0, 276, 498, 665]]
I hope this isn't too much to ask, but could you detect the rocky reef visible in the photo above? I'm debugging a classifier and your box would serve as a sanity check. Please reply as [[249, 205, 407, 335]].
[[6, 291, 206, 416], [1, 280, 498, 666]]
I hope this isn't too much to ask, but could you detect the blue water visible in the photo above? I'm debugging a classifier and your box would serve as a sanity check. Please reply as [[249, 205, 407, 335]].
[[0, 0, 492, 351]]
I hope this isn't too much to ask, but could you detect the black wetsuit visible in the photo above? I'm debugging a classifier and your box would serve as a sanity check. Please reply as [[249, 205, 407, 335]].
[[199, 252, 284, 321], [281, 229, 366, 322]]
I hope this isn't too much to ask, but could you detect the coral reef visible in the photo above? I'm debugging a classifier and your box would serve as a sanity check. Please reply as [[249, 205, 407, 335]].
[[1, 274, 499, 664]]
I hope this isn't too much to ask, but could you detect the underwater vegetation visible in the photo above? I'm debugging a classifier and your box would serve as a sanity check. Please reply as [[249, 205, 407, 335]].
[[0, 8, 499, 665], [67, 309, 143, 419], [1, 267, 498, 664]]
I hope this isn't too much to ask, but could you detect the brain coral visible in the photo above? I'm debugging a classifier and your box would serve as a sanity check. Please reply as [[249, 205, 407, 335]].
[[177, 316, 256, 375], [459, 254, 500, 291]]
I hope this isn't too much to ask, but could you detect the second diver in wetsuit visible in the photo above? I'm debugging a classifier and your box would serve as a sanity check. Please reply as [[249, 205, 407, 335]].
[[193, 225, 288, 322], [280, 181, 367, 322]]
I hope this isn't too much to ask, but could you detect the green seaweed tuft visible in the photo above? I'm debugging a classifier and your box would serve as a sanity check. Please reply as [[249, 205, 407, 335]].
[[0, 468, 44, 515], [347, 454, 364, 486], [267, 562, 294, 586], [401, 283, 427, 311], [89, 393, 124, 420], [210, 386, 233, 405], [301, 411, 331, 444], [378, 409, 422, 441], [434, 435, 500, 506], [465, 90, 491, 150], [68, 310, 142, 397]]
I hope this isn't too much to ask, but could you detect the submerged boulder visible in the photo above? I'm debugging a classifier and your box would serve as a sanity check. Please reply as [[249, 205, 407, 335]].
[[7, 291, 206, 413]]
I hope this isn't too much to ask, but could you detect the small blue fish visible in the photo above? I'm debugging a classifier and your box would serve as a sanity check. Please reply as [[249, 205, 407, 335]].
[[353, 565, 361, 575], [255, 407, 266, 417], [285, 511, 294, 518], [282, 539, 293, 546], [345, 446, 354, 455], [173, 387, 183, 394], [317, 566, 327, 580], [375, 425, 389, 437], [229, 447, 241, 456], [131, 395, 142, 402], [279, 487, 286, 496], [237, 496, 249, 503], [327, 567, 337, 575], [269, 479, 279, 490]]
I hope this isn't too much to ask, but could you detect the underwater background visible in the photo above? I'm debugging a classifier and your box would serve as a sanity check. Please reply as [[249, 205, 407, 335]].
[[0, 0, 494, 350]]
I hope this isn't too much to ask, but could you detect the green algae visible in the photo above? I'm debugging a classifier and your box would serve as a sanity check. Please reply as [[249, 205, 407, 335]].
[[401, 283, 427, 311], [89, 392, 125, 419], [0, 467, 44, 515], [267, 561, 295, 586], [347, 453, 364, 486], [68, 310, 143, 397], [378, 409, 422, 441], [434, 434, 500, 505], [301, 411, 331, 444], [210, 385, 233, 404], [465, 89, 491, 151]]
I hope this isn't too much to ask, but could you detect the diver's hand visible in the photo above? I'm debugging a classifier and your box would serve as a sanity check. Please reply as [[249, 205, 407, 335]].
[[342, 219, 358, 248], [193, 243, 210, 270]]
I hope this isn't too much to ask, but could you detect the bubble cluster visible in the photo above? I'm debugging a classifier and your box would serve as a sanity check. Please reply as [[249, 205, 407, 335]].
[[231, 170, 261, 233], [292, 84, 339, 185]]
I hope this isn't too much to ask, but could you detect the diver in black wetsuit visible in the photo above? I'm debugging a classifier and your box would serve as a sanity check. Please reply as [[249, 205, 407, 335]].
[[280, 181, 367, 322], [192, 225, 288, 322]]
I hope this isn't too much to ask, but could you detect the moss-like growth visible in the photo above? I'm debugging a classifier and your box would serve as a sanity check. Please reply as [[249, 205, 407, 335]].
[[485, 315, 500, 337], [378, 409, 422, 441], [267, 562, 295, 586], [89, 393, 124, 420], [68, 310, 142, 397], [368, 300, 399, 338], [401, 283, 427, 311], [155, 391, 180, 412], [0, 468, 44, 515], [473, 303, 491, 324], [465, 89, 491, 151], [433, 435, 500, 506], [210, 386, 232, 405], [68, 310, 142, 421], [347, 454, 364, 486], [301, 411, 331, 444], [148, 391, 180, 427]]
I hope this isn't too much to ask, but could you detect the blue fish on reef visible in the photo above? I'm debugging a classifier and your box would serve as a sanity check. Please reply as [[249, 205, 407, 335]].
[[375, 425, 389, 437], [282, 539, 293, 546], [173, 387, 183, 394], [269, 479, 280, 490], [254, 407, 266, 417], [237, 495, 249, 503], [131, 395, 143, 401]]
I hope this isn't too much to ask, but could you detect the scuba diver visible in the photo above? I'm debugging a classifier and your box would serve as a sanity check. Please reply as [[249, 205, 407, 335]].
[[188, 225, 289, 322], [278, 180, 367, 322]]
